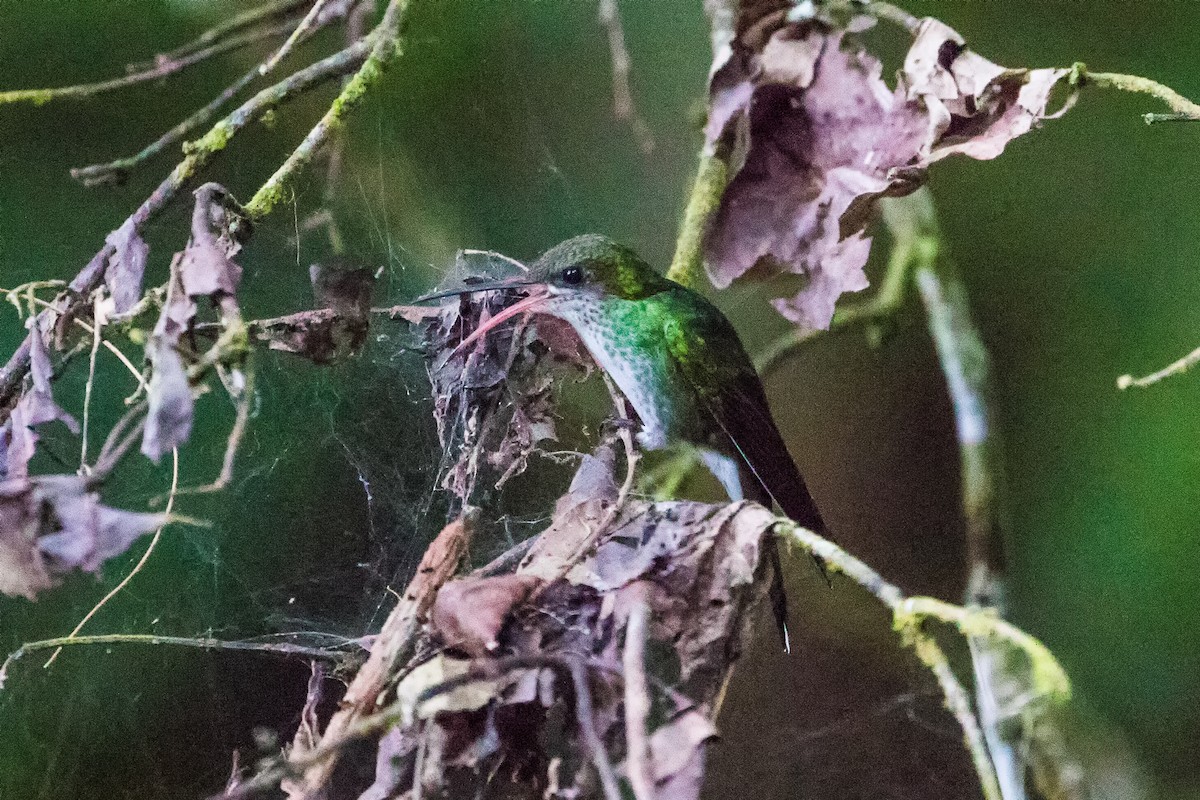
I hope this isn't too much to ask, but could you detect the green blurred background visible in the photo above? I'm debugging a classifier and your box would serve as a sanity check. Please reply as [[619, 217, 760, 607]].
[[1, 1, 1198, 798]]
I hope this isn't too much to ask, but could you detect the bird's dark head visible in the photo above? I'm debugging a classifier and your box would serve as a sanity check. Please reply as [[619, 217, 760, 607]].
[[527, 234, 670, 301]]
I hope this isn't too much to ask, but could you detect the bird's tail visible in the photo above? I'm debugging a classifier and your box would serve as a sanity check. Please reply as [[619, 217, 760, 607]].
[[738, 460, 831, 652]]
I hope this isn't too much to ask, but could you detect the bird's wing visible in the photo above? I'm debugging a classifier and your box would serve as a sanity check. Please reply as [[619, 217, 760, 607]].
[[663, 307, 826, 534]]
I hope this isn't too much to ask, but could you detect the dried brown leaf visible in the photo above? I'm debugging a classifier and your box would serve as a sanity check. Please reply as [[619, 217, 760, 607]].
[[705, 16, 1072, 330], [103, 217, 150, 315], [25, 316, 80, 435], [344, 450, 779, 799], [255, 264, 377, 364], [141, 334, 192, 463], [0, 475, 167, 599], [142, 185, 249, 461], [1, 319, 80, 480], [431, 574, 542, 658]]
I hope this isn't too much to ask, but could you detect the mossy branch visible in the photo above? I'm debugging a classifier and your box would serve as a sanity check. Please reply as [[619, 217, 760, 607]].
[[0, 22, 379, 412], [245, 0, 413, 220], [1070, 62, 1200, 123], [781, 520, 1071, 800], [666, 149, 729, 288]]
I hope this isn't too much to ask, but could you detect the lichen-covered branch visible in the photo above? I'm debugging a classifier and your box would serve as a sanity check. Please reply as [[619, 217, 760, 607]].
[[885, 188, 1031, 800], [666, 149, 729, 288], [0, 37, 373, 413], [781, 520, 1070, 800], [0, 21, 294, 107], [244, 0, 413, 219], [1070, 62, 1200, 123]]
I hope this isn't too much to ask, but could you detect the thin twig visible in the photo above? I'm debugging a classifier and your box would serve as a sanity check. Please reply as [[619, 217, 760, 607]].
[[90, 401, 148, 485], [569, 659, 624, 800], [885, 189, 1021, 799], [1117, 342, 1200, 389], [0, 22, 294, 107], [178, 352, 257, 495], [597, 0, 654, 154], [0, 631, 346, 691], [262, 0, 338, 74], [1070, 63, 1200, 123], [76, 1, 354, 186], [78, 293, 104, 470], [43, 447, 181, 669], [622, 587, 656, 800], [127, 0, 313, 71]]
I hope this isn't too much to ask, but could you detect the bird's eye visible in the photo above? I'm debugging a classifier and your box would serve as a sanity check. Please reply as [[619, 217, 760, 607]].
[[560, 266, 584, 286]]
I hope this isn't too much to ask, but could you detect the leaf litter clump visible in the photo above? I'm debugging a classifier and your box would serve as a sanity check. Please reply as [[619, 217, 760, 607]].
[[324, 448, 781, 800]]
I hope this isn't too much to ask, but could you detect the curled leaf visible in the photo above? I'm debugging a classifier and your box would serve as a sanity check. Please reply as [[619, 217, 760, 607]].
[[431, 574, 543, 658], [705, 16, 1072, 329], [141, 267, 195, 463], [103, 217, 150, 315], [0, 475, 167, 600], [253, 264, 376, 363]]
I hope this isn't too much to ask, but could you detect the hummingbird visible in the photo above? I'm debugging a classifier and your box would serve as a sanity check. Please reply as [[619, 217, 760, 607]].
[[421, 234, 829, 646]]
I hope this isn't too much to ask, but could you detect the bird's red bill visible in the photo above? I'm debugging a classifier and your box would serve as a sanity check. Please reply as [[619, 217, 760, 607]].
[[449, 289, 552, 358]]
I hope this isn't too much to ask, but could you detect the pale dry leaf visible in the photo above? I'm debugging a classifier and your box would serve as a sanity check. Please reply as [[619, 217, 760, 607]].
[[431, 574, 542, 658], [394, 654, 506, 725], [0, 475, 167, 599], [103, 217, 150, 315], [141, 336, 192, 463], [705, 16, 1072, 330], [650, 710, 718, 800]]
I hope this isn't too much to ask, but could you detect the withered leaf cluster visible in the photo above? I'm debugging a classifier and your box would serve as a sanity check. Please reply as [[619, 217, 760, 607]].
[[0, 316, 165, 599], [0, 183, 258, 598], [143, 183, 248, 462], [705, 11, 1071, 329], [355, 451, 775, 800]]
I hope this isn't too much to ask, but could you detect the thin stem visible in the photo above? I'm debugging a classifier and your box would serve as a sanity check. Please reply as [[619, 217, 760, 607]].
[[177, 360, 256, 494], [622, 588, 657, 800], [0, 22, 293, 107], [1117, 342, 1200, 389], [597, 0, 654, 154], [261, 0, 338, 75], [1070, 63, 1200, 122], [0, 631, 344, 691], [78, 294, 104, 469], [128, 0, 312, 71], [887, 189, 1023, 800]]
